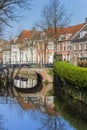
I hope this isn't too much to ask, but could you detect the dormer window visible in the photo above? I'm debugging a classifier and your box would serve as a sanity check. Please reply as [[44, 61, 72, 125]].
[[23, 38, 28, 44], [33, 41, 36, 45], [66, 34, 72, 40], [59, 35, 64, 40], [80, 31, 87, 38]]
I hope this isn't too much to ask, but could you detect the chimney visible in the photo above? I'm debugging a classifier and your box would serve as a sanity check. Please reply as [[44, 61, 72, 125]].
[[85, 18, 87, 23]]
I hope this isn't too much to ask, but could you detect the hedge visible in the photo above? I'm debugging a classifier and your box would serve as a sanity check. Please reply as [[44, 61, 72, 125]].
[[54, 62, 87, 89]]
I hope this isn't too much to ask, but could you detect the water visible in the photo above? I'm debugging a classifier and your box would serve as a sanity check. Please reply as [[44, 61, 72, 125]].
[[0, 96, 76, 130]]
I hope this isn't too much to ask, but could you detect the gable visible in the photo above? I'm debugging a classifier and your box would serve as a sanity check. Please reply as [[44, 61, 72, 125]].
[[71, 23, 87, 42]]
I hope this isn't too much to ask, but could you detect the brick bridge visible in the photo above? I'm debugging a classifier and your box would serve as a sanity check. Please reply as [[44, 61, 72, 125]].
[[16, 68, 53, 83], [14, 67, 53, 95]]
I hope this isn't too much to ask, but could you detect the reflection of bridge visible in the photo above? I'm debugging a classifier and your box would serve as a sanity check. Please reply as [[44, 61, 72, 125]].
[[14, 73, 42, 93], [14, 67, 53, 93]]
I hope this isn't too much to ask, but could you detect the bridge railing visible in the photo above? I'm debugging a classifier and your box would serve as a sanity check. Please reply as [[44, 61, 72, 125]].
[[0, 62, 53, 69]]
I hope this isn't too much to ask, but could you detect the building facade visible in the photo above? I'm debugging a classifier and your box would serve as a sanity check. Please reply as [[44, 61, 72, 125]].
[[2, 22, 87, 66], [72, 23, 87, 62]]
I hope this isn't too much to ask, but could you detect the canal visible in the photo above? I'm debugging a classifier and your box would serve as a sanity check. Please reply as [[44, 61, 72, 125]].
[[0, 92, 87, 130], [0, 68, 87, 130]]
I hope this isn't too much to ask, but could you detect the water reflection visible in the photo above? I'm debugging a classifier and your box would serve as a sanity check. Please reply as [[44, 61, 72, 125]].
[[0, 114, 6, 130], [54, 87, 87, 130], [0, 96, 76, 130], [14, 73, 42, 93], [14, 77, 37, 88]]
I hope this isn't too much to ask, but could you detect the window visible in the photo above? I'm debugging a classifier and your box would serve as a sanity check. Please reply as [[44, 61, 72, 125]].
[[67, 46, 71, 50], [84, 43, 87, 50], [33, 41, 36, 45], [59, 44, 62, 51], [79, 43, 83, 50], [48, 42, 53, 49], [66, 34, 72, 39], [23, 38, 28, 44], [79, 53, 83, 58], [59, 35, 65, 40], [74, 44, 78, 50], [80, 31, 87, 38]]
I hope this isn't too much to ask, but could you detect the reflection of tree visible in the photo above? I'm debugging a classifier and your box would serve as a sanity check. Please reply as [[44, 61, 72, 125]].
[[38, 113, 66, 130], [54, 89, 87, 130], [0, 115, 6, 130], [22, 96, 66, 130], [0, 64, 21, 97]]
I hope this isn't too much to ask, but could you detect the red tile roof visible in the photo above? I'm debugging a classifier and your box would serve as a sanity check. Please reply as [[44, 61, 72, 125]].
[[46, 23, 85, 40], [18, 30, 32, 43], [63, 23, 85, 35], [18, 30, 41, 43], [17, 23, 85, 43]]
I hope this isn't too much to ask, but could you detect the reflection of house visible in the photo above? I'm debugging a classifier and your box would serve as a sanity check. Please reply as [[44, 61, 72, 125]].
[[17, 96, 54, 113], [17, 97, 34, 110]]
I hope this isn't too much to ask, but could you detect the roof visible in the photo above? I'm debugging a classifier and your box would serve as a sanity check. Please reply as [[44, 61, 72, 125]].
[[9, 37, 18, 44], [71, 23, 87, 42], [10, 23, 85, 44], [17, 30, 41, 44], [0, 39, 8, 46], [46, 23, 85, 41], [18, 30, 32, 43]]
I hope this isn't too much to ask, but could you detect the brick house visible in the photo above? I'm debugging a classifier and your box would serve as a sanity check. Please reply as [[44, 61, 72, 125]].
[[55, 23, 85, 61], [2, 22, 87, 66], [71, 23, 87, 64]]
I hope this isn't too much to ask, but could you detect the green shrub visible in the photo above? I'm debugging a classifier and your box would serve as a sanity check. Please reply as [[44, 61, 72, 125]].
[[54, 62, 87, 89]]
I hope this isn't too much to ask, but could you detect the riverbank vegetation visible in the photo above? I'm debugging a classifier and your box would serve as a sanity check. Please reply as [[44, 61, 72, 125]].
[[54, 62, 87, 90]]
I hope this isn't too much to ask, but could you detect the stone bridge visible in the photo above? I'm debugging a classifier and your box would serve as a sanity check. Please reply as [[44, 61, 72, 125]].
[[14, 67, 53, 96], [17, 68, 53, 83]]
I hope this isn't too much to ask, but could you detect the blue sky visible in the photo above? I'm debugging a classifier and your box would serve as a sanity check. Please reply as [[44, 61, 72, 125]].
[[4, 0, 87, 40]]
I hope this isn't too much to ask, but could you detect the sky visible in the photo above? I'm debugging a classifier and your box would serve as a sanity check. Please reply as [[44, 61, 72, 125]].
[[3, 0, 87, 40]]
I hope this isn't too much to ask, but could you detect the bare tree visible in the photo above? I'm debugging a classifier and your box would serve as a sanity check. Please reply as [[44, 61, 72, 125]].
[[41, 0, 70, 39], [35, 0, 71, 63], [0, 0, 32, 27]]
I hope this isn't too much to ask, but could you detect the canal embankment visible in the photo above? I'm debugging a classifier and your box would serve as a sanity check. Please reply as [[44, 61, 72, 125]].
[[53, 61, 87, 104]]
